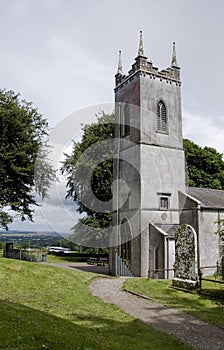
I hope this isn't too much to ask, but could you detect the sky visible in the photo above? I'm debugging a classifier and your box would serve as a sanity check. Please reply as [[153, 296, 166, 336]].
[[1, 0, 224, 233]]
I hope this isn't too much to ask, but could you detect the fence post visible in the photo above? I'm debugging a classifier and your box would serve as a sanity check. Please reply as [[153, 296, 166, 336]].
[[198, 269, 202, 290], [221, 257, 224, 280], [216, 260, 219, 276], [114, 248, 117, 276]]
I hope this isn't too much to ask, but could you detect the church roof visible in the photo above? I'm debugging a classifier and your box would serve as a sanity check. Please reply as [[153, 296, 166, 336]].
[[187, 187, 224, 209], [155, 224, 179, 238]]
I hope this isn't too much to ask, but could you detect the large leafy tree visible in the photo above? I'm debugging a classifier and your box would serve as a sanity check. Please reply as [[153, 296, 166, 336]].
[[0, 89, 54, 229], [62, 112, 114, 246], [215, 218, 224, 254], [183, 139, 224, 189]]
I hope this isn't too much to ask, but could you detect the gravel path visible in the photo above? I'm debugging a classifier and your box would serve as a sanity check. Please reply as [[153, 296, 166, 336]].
[[90, 277, 224, 350]]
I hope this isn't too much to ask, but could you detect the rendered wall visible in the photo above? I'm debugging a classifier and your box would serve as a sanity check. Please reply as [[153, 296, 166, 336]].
[[198, 210, 222, 275]]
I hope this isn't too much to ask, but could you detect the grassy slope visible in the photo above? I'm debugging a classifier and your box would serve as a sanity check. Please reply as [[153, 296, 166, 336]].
[[46, 254, 87, 263], [124, 278, 224, 328], [0, 258, 193, 350]]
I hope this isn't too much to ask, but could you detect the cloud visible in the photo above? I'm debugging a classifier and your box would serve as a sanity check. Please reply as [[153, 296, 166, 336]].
[[2, 0, 224, 232], [9, 168, 81, 234], [9, 195, 80, 235], [183, 112, 224, 154]]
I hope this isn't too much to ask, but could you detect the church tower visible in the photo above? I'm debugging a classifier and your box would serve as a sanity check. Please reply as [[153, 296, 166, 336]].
[[111, 32, 186, 277]]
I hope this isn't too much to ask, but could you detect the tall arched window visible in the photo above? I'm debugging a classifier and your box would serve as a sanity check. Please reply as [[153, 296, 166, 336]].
[[157, 100, 167, 133], [124, 104, 130, 135], [121, 104, 130, 137]]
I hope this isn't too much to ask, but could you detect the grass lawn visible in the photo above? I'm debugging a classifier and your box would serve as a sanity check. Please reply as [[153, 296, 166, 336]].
[[46, 254, 87, 263], [0, 258, 193, 350], [124, 278, 224, 329]]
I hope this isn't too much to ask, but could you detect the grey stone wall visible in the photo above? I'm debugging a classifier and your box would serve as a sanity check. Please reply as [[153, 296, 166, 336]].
[[139, 75, 183, 149]]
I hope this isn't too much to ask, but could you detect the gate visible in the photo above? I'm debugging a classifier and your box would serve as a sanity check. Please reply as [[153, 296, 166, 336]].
[[115, 251, 134, 277]]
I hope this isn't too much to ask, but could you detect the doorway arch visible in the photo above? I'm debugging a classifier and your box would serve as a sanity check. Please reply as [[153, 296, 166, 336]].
[[120, 218, 132, 263]]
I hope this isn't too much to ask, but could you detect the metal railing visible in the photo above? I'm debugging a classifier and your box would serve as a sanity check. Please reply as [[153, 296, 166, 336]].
[[3, 248, 47, 262], [115, 252, 134, 277]]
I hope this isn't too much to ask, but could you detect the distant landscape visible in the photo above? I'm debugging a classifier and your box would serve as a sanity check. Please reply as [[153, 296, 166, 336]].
[[0, 231, 108, 255], [0, 230, 66, 249]]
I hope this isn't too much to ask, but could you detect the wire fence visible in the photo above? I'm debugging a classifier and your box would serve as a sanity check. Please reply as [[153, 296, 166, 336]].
[[198, 261, 224, 289], [148, 260, 224, 285], [3, 248, 47, 262]]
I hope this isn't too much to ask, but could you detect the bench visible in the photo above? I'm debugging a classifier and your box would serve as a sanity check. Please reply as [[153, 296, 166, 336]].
[[86, 257, 98, 265], [97, 257, 109, 266], [86, 257, 109, 266]]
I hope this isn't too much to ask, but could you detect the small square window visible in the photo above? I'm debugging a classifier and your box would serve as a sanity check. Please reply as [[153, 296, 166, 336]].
[[160, 197, 169, 210]]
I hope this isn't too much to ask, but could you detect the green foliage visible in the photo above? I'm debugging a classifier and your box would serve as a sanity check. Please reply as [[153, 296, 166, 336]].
[[0, 258, 192, 350], [215, 218, 224, 256], [34, 141, 55, 199], [184, 139, 224, 189], [0, 89, 54, 229], [62, 111, 114, 241]]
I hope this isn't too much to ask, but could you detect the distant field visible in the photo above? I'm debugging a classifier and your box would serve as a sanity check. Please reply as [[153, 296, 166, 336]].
[[0, 258, 192, 350], [0, 231, 62, 248]]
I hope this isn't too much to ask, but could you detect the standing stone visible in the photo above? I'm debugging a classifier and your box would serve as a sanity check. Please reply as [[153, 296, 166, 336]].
[[172, 224, 198, 289]]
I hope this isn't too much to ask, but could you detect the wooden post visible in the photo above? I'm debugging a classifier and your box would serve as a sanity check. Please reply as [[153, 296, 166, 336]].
[[198, 269, 202, 290], [221, 257, 224, 280]]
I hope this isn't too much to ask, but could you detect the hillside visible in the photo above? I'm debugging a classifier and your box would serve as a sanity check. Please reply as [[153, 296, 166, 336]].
[[0, 258, 191, 350]]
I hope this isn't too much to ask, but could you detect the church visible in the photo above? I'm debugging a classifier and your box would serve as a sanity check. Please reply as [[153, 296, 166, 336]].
[[109, 32, 223, 278]]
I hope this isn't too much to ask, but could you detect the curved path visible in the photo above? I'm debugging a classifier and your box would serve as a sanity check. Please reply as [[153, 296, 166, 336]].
[[45, 262, 108, 275], [90, 277, 224, 350]]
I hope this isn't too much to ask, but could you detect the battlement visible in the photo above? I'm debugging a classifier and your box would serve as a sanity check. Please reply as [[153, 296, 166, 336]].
[[115, 33, 181, 91], [115, 62, 181, 92]]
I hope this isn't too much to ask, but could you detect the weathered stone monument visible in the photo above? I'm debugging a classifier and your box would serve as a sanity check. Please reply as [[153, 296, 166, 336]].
[[172, 224, 198, 289]]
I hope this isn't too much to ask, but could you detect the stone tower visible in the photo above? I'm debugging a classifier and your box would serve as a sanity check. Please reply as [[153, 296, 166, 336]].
[[110, 32, 186, 277]]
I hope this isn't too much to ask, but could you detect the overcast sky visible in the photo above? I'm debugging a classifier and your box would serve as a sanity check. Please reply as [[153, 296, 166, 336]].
[[1, 0, 224, 233]]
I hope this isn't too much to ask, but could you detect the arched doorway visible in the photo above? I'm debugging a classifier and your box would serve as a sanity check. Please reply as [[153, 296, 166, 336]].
[[120, 218, 132, 263]]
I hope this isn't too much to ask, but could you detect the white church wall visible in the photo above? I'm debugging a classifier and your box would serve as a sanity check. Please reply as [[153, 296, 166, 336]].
[[140, 144, 185, 224], [198, 210, 223, 276]]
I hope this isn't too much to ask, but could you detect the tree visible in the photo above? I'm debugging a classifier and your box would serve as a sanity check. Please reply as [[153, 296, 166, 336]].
[[215, 218, 224, 255], [214, 218, 224, 279], [0, 89, 54, 229], [62, 112, 114, 246], [183, 139, 224, 189]]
